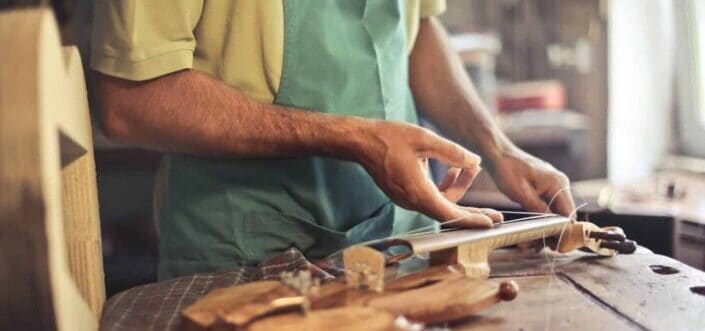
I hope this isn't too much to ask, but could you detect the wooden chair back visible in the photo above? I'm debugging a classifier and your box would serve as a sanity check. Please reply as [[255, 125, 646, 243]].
[[0, 8, 105, 331]]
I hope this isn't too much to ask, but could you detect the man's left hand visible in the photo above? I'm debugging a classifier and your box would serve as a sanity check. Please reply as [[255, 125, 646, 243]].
[[488, 146, 576, 217]]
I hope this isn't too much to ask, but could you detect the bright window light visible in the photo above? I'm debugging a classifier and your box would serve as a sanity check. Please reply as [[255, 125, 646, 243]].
[[695, 0, 705, 125]]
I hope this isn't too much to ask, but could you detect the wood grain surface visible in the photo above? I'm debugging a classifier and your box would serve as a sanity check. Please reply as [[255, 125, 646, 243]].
[[451, 249, 705, 331], [246, 307, 397, 331], [182, 281, 300, 330], [557, 254, 705, 331], [182, 269, 512, 329], [368, 276, 506, 324], [179, 248, 704, 331], [453, 275, 637, 331]]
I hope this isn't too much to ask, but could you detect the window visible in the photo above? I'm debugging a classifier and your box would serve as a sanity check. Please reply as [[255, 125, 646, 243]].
[[675, 0, 705, 157], [695, 1, 705, 125]]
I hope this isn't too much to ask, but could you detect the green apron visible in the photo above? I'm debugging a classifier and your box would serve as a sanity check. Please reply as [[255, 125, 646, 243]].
[[158, 0, 435, 280]]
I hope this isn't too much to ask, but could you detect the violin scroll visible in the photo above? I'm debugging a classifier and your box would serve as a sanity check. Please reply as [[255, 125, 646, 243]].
[[557, 222, 637, 256]]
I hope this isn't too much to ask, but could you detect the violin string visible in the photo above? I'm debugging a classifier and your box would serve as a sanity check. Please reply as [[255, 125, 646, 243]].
[[320, 213, 481, 275], [494, 210, 552, 215], [540, 186, 588, 330], [541, 186, 570, 328], [320, 187, 586, 292], [322, 210, 557, 270], [321, 213, 561, 280]]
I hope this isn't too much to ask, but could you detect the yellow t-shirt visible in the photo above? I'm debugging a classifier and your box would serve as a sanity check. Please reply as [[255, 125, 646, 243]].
[[90, 0, 446, 103]]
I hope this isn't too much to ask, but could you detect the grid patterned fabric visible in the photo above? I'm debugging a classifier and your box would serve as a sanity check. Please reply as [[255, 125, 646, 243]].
[[100, 248, 333, 331]]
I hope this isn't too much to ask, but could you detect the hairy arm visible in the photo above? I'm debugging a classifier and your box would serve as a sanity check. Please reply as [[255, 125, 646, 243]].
[[96, 69, 501, 225], [409, 18, 575, 216], [97, 70, 367, 159]]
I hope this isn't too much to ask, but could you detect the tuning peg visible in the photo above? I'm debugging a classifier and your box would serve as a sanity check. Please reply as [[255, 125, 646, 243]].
[[619, 240, 637, 254], [599, 239, 637, 254], [589, 231, 626, 242]]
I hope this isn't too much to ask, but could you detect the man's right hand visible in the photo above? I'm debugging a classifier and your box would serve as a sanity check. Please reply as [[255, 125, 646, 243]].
[[356, 120, 503, 228]]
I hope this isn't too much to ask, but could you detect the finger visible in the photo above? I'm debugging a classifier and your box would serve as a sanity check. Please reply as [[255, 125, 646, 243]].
[[414, 181, 493, 228], [438, 167, 461, 192], [402, 159, 487, 227], [442, 166, 481, 203], [415, 176, 490, 225], [516, 181, 551, 214], [459, 206, 504, 223], [452, 211, 494, 228], [481, 207, 504, 223], [417, 133, 481, 169], [544, 187, 576, 217], [390, 160, 463, 222], [407, 174, 464, 221]]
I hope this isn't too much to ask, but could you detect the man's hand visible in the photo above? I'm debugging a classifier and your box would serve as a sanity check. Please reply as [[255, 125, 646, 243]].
[[357, 120, 503, 228], [409, 17, 577, 217], [489, 146, 575, 216]]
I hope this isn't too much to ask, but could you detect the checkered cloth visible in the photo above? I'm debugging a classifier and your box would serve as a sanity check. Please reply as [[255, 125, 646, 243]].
[[100, 248, 334, 331]]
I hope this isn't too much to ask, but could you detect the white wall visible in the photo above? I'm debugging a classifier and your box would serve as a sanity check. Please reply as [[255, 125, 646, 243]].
[[675, 0, 705, 158], [608, 0, 675, 185]]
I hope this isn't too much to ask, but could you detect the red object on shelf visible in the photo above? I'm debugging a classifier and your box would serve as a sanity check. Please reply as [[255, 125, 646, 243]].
[[495, 80, 566, 113]]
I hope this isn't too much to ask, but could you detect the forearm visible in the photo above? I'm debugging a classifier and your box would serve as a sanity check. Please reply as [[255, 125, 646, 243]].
[[96, 69, 368, 160], [409, 18, 517, 167]]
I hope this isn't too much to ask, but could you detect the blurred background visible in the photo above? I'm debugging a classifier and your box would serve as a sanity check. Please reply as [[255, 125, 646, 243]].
[[4, 0, 704, 296]]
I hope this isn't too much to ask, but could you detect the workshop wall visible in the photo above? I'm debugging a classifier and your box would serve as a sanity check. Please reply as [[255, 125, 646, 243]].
[[441, 0, 609, 180]]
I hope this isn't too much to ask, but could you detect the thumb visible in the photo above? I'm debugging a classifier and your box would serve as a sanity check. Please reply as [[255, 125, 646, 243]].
[[516, 181, 551, 213], [415, 179, 494, 227]]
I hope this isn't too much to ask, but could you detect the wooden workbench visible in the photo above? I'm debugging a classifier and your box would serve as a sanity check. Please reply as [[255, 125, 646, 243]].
[[451, 249, 705, 331], [98, 247, 705, 331]]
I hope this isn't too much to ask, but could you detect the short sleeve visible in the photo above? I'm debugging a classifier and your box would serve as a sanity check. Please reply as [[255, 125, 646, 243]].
[[419, 0, 446, 17], [90, 0, 203, 81]]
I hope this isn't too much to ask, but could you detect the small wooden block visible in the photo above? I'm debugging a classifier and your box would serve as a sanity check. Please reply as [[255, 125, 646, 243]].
[[431, 246, 492, 279], [343, 246, 385, 292]]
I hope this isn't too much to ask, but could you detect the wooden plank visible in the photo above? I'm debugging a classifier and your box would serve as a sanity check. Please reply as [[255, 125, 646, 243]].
[[487, 247, 652, 277], [453, 275, 638, 331], [0, 8, 100, 331], [559, 254, 705, 331], [471, 249, 705, 331], [60, 47, 106, 317]]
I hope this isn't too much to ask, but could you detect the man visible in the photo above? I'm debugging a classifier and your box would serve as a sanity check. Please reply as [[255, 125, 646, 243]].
[[92, 0, 574, 279]]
